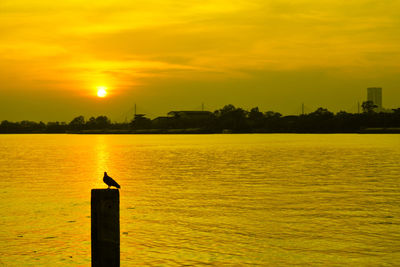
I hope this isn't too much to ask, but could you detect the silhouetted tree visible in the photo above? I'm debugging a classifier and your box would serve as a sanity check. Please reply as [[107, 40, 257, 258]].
[[0, 120, 19, 133], [69, 116, 85, 130], [86, 117, 96, 129], [46, 121, 67, 132], [264, 111, 282, 119], [309, 107, 334, 118], [262, 111, 283, 132], [86, 116, 111, 129], [332, 111, 360, 132], [214, 104, 249, 132], [38, 121, 46, 132], [296, 107, 335, 132], [131, 114, 152, 129], [248, 107, 264, 129], [362, 101, 377, 113], [95, 116, 111, 128]]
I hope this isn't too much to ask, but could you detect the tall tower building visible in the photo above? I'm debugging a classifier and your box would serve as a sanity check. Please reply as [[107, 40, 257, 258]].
[[367, 87, 382, 112]]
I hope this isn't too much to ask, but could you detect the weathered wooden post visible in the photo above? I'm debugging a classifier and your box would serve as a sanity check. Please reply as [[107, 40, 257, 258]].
[[91, 189, 120, 267]]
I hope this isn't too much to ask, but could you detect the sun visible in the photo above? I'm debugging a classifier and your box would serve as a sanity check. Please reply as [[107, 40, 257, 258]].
[[97, 86, 107, 98]]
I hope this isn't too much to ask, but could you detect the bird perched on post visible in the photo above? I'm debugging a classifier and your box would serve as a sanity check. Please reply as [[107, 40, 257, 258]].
[[103, 172, 121, 189]]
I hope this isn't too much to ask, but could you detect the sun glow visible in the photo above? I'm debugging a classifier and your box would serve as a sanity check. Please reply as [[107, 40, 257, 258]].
[[97, 86, 107, 98]]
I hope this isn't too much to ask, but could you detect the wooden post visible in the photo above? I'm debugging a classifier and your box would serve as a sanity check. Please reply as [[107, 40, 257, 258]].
[[91, 189, 120, 267]]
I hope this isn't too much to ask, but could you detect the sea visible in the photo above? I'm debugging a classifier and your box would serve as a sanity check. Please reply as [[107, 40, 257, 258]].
[[0, 134, 399, 266]]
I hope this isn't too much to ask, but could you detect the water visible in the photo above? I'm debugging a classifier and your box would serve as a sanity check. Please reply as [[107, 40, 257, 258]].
[[0, 134, 399, 266]]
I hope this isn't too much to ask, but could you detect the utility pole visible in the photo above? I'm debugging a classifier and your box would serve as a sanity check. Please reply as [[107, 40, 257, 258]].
[[202, 102, 204, 111], [302, 103, 305, 115], [357, 101, 360, 114]]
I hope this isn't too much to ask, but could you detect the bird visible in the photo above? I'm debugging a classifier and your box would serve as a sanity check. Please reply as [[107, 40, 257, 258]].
[[103, 172, 121, 189]]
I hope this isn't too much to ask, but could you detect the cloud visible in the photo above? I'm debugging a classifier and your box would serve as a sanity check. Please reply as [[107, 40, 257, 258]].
[[0, 0, 399, 121]]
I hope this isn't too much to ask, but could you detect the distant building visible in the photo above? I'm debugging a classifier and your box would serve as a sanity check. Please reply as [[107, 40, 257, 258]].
[[133, 114, 146, 120], [152, 116, 172, 127], [367, 87, 382, 112]]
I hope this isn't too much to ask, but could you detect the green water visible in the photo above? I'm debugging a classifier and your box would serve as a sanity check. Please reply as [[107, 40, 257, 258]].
[[0, 134, 399, 266]]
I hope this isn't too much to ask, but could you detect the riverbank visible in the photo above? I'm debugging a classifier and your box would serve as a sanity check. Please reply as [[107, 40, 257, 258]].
[[1, 128, 400, 134], [67, 127, 400, 134]]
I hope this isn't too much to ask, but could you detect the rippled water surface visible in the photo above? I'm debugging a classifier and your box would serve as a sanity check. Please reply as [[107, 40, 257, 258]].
[[0, 134, 399, 266]]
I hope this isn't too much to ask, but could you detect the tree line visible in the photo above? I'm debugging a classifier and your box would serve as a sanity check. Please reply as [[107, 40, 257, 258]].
[[1, 102, 400, 133]]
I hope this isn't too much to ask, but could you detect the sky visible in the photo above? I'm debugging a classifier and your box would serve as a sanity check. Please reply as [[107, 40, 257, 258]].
[[0, 0, 399, 122]]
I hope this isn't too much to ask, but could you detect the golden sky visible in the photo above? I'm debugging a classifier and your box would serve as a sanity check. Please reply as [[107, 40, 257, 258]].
[[0, 0, 399, 121]]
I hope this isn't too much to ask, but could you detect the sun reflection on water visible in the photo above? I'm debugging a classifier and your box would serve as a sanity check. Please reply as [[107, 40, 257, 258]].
[[94, 135, 110, 188]]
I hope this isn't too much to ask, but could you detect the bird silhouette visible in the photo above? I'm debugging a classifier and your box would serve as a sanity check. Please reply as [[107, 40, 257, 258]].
[[103, 172, 121, 189]]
